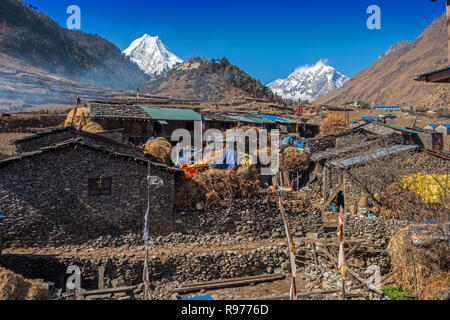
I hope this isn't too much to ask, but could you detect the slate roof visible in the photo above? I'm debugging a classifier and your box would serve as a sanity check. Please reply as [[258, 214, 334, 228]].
[[0, 138, 182, 172], [89, 103, 151, 120]]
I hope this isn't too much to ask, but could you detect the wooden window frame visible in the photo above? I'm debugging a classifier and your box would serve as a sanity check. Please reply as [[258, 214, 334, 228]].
[[88, 178, 112, 196]]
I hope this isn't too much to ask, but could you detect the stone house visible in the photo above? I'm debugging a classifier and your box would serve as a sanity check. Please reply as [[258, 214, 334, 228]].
[[0, 138, 181, 248], [88, 102, 203, 145], [322, 145, 449, 211]]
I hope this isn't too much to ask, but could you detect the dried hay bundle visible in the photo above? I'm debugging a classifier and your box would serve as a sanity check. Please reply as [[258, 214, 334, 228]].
[[82, 122, 103, 133], [387, 226, 450, 300], [380, 182, 443, 222], [280, 147, 309, 171], [422, 271, 450, 300], [64, 107, 89, 127], [0, 267, 49, 300], [233, 165, 260, 198], [145, 137, 173, 165], [175, 165, 259, 209], [320, 113, 349, 136]]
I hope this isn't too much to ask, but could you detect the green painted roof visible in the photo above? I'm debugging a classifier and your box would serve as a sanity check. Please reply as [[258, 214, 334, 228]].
[[139, 106, 202, 121], [377, 122, 418, 134]]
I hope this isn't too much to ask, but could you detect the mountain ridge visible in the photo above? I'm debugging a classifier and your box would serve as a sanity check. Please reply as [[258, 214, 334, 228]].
[[0, 0, 149, 91], [315, 14, 449, 109], [268, 60, 349, 103]]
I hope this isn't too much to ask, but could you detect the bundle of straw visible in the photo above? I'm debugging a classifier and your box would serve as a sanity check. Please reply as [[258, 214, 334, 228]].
[[320, 113, 349, 136], [64, 107, 89, 127], [144, 137, 173, 165], [0, 267, 49, 300], [82, 122, 103, 133], [387, 226, 450, 300], [280, 147, 309, 171]]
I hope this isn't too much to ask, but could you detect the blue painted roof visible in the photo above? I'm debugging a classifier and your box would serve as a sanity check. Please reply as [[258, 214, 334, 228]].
[[249, 113, 293, 123], [383, 114, 397, 118], [439, 124, 450, 128], [179, 295, 214, 301], [425, 124, 439, 129], [331, 145, 418, 168], [376, 106, 401, 109], [361, 117, 381, 121]]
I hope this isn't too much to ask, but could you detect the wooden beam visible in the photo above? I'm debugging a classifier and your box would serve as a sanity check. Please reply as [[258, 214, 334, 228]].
[[318, 248, 386, 297], [170, 274, 285, 294], [80, 285, 138, 297]]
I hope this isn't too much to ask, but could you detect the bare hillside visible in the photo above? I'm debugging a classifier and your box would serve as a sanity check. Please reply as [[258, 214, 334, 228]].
[[316, 15, 449, 109]]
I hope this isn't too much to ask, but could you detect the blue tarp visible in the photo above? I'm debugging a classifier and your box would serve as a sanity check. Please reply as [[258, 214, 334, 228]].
[[176, 152, 199, 166], [207, 149, 238, 170], [280, 136, 305, 150], [176, 149, 238, 170], [294, 140, 305, 150], [280, 136, 293, 145], [180, 295, 214, 301]]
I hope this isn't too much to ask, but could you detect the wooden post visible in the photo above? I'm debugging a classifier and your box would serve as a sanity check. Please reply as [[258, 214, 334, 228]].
[[98, 266, 105, 290]]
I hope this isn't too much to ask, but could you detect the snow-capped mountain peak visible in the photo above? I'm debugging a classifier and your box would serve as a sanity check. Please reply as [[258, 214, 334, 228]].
[[268, 60, 349, 102], [123, 34, 183, 75]]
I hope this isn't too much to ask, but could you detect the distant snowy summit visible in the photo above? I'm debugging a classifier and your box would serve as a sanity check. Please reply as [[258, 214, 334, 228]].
[[268, 60, 349, 102], [123, 34, 183, 75]]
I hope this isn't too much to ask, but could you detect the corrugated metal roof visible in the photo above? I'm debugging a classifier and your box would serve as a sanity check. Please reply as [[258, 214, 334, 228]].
[[245, 116, 274, 123], [202, 113, 237, 122], [249, 113, 294, 123], [416, 66, 450, 79], [225, 114, 258, 123], [139, 106, 202, 121], [331, 145, 418, 168]]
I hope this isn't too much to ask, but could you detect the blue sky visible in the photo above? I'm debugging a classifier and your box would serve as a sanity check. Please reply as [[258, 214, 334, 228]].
[[29, 0, 446, 84]]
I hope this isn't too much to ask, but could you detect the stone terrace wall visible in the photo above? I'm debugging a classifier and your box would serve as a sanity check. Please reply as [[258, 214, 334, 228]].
[[0, 146, 175, 248], [344, 214, 409, 242], [0, 246, 289, 292], [52, 199, 325, 249]]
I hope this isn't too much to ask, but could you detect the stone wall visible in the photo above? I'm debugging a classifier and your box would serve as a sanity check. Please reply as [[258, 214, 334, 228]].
[[344, 214, 409, 242], [0, 144, 175, 248]]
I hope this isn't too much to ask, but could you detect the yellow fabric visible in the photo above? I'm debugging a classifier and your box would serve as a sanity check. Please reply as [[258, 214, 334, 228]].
[[403, 173, 449, 208], [239, 153, 253, 168]]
